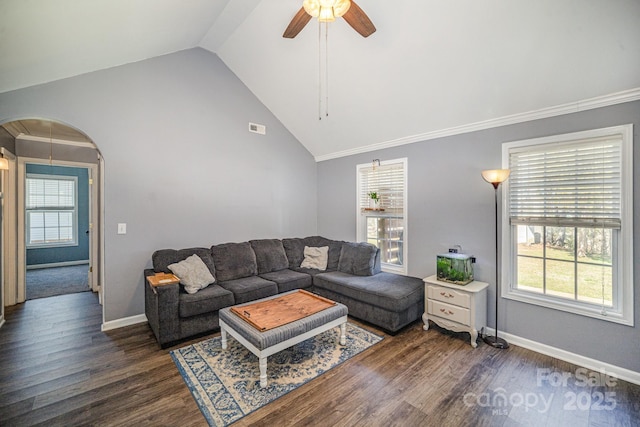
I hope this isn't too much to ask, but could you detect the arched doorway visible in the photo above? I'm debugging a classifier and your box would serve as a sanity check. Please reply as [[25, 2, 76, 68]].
[[0, 119, 104, 323]]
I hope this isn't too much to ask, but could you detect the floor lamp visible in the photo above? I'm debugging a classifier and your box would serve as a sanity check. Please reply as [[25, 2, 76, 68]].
[[481, 169, 510, 349]]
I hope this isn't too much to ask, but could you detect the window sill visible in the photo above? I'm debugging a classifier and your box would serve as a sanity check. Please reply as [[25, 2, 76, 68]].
[[503, 288, 633, 326], [381, 264, 406, 275], [361, 210, 402, 217]]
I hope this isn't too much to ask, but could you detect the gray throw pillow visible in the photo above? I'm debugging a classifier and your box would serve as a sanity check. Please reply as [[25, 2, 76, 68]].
[[211, 242, 257, 281], [168, 254, 215, 294], [338, 242, 378, 276], [250, 239, 289, 274], [282, 237, 307, 269]]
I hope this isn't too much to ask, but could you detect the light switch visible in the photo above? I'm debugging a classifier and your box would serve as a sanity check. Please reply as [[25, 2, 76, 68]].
[[117, 223, 127, 234]]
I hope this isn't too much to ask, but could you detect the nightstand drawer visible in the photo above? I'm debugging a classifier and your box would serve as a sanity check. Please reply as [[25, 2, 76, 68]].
[[428, 285, 471, 309], [428, 300, 470, 325]]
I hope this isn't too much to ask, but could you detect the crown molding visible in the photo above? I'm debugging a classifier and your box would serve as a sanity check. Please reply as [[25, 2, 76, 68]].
[[314, 87, 640, 162], [16, 134, 95, 148]]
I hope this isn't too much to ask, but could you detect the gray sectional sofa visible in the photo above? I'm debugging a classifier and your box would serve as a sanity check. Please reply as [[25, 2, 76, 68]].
[[144, 236, 424, 347]]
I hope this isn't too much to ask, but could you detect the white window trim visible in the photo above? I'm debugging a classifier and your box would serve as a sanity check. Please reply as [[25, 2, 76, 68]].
[[356, 158, 408, 275], [500, 125, 634, 326], [26, 173, 79, 249]]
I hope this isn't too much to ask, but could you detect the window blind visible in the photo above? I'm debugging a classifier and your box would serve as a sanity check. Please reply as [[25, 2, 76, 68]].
[[26, 177, 75, 209], [508, 136, 622, 229], [359, 162, 404, 213]]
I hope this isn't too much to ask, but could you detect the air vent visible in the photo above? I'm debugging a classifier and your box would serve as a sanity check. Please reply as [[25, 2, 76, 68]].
[[249, 122, 266, 135]]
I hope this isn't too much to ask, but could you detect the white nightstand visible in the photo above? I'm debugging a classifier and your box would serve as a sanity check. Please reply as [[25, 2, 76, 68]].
[[422, 275, 488, 348]]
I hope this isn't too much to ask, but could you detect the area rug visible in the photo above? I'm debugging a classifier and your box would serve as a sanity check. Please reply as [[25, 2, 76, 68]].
[[171, 322, 383, 426]]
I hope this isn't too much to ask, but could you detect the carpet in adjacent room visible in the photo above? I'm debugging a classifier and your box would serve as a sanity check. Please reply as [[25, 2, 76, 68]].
[[26, 264, 90, 300]]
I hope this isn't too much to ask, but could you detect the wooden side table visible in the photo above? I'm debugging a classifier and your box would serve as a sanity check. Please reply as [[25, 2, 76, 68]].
[[422, 275, 488, 348], [146, 273, 180, 293]]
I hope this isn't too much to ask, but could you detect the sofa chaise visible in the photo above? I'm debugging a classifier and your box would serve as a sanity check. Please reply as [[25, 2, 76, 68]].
[[144, 236, 424, 347]]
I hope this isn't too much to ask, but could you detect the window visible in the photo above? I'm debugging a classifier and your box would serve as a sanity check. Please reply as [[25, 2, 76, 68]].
[[502, 125, 633, 325], [26, 174, 78, 248], [357, 158, 407, 274]]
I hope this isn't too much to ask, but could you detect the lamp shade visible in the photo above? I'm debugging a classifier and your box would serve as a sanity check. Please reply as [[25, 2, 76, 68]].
[[481, 169, 510, 185], [0, 157, 8, 170]]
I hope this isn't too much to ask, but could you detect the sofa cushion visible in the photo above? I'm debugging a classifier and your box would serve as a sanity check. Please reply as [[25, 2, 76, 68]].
[[300, 246, 329, 270], [283, 236, 343, 271], [168, 254, 215, 294], [179, 284, 235, 318], [282, 238, 306, 269], [152, 247, 216, 276], [260, 269, 313, 293], [291, 267, 327, 277], [338, 242, 379, 276], [313, 271, 424, 312], [211, 242, 257, 282], [218, 276, 278, 304], [250, 239, 289, 274]]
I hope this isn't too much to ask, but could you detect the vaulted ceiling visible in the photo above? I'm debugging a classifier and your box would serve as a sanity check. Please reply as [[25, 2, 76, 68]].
[[1, 0, 639, 160]]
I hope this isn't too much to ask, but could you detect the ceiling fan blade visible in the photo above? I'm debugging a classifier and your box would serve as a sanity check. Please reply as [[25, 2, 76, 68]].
[[283, 7, 312, 38], [342, 0, 376, 37]]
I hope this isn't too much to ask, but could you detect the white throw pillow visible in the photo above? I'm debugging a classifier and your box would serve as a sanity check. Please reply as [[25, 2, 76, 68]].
[[300, 246, 329, 271], [168, 254, 215, 294]]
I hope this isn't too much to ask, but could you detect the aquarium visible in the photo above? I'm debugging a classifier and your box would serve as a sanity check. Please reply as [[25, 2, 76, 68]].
[[436, 252, 474, 285]]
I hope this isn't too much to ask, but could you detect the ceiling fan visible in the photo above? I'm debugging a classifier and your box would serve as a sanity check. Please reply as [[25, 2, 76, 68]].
[[283, 0, 376, 39]]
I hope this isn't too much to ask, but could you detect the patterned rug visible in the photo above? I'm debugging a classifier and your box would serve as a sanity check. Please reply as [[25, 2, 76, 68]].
[[171, 322, 383, 426]]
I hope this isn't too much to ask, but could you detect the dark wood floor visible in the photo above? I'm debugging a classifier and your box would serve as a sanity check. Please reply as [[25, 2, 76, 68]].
[[1, 292, 639, 426]]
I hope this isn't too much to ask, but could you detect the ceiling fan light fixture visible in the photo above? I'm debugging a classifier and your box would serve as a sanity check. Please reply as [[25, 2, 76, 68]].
[[332, 0, 351, 17], [284, 0, 374, 39], [318, 7, 336, 22], [303, 0, 351, 21], [303, 0, 320, 17]]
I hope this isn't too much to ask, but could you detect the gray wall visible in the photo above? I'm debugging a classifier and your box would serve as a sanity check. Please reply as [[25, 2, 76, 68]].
[[0, 48, 318, 322], [0, 127, 16, 153], [318, 101, 640, 372], [25, 164, 90, 266]]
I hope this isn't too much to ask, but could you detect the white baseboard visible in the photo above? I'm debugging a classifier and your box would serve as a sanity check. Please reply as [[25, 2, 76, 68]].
[[101, 314, 147, 332], [27, 260, 90, 270], [484, 327, 640, 386]]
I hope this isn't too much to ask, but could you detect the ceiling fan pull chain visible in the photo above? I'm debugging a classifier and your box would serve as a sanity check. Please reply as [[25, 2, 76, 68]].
[[318, 21, 322, 120], [325, 21, 329, 118]]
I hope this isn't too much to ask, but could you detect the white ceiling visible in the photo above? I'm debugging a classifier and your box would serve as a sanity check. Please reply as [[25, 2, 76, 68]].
[[1, 0, 639, 160]]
